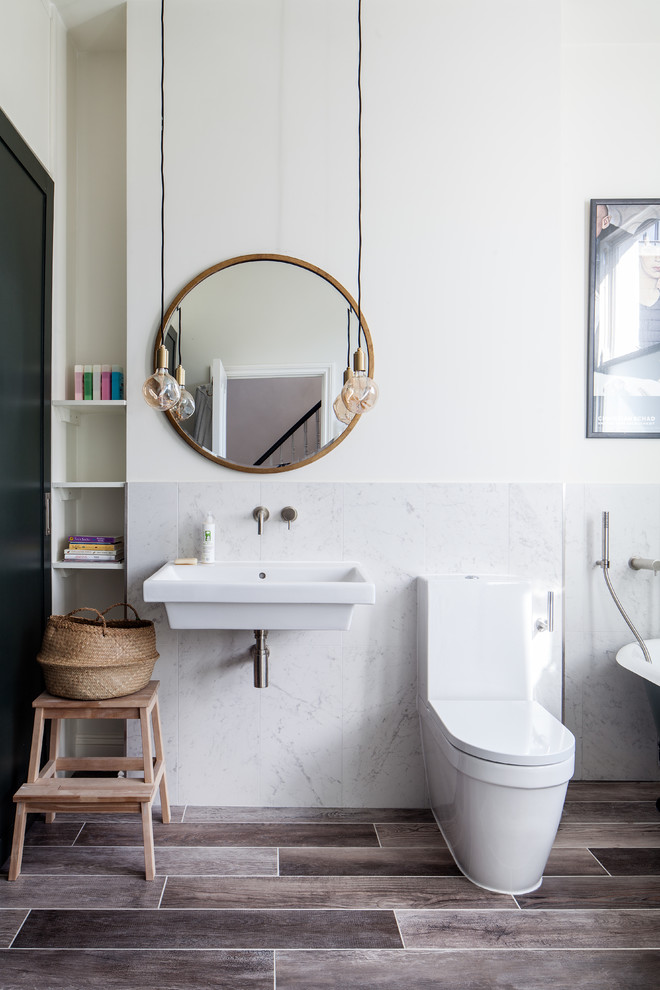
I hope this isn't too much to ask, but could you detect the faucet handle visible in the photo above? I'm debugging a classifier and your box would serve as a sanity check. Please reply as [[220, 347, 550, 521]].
[[535, 591, 554, 633], [281, 506, 298, 530]]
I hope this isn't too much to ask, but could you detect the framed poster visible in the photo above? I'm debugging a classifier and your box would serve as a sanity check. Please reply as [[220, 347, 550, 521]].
[[587, 199, 660, 437]]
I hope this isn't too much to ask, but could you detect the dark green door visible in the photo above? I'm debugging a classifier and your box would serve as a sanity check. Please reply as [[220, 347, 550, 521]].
[[0, 107, 52, 864]]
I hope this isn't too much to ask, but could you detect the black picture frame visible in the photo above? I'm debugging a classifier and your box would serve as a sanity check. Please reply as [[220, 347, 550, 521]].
[[587, 198, 660, 437]]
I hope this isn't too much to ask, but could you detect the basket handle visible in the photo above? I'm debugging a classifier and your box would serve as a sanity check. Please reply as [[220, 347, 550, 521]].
[[101, 602, 141, 621], [64, 607, 108, 635]]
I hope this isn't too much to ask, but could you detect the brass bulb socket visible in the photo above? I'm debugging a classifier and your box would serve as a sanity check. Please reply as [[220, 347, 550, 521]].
[[156, 344, 170, 371], [175, 364, 186, 386], [352, 347, 367, 373]]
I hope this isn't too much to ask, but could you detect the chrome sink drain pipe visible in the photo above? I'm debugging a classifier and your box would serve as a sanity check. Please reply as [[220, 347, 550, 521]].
[[252, 630, 270, 687]]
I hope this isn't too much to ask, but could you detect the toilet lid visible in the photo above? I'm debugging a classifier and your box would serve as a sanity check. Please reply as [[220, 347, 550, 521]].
[[429, 699, 575, 767]]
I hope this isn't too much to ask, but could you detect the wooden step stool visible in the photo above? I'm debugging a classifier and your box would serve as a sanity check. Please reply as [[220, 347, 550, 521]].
[[8, 680, 170, 881]]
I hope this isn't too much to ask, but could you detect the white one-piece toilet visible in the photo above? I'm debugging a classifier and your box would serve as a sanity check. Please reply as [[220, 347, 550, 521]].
[[417, 575, 575, 895]]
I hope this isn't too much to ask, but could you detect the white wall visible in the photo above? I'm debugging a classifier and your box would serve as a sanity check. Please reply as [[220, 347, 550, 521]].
[[127, 0, 563, 482], [0, 0, 53, 170], [561, 0, 660, 483]]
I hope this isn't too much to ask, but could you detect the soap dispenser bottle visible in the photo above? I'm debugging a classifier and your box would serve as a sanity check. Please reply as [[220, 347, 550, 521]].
[[201, 512, 215, 563]]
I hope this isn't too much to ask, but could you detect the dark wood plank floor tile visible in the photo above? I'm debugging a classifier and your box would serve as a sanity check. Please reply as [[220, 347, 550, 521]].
[[560, 801, 659, 824], [517, 876, 660, 909], [75, 821, 379, 847], [375, 823, 446, 847], [554, 823, 660, 848], [23, 822, 83, 846], [397, 908, 660, 948], [543, 848, 608, 876], [0, 911, 28, 948], [13, 844, 277, 877], [0, 949, 273, 989], [566, 781, 660, 802], [184, 806, 433, 824], [40, 805, 185, 824], [275, 948, 660, 990], [0, 876, 164, 909], [591, 847, 660, 875], [13, 908, 402, 950], [279, 846, 461, 876], [162, 875, 515, 910]]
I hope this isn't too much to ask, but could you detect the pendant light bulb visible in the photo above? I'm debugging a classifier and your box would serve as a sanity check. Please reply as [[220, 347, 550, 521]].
[[142, 344, 181, 411], [172, 363, 195, 422], [333, 367, 355, 425], [341, 346, 378, 414]]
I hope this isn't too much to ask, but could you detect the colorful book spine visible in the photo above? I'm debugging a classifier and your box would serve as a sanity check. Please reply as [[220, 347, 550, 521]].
[[92, 364, 101, 400], [69, 535, 121, 544], [83, 366, 93, 400], [74, 365, 83, 400], [111, 366, 124, 400], [101, 364, 112, 400], [69, 543, 124, 553]]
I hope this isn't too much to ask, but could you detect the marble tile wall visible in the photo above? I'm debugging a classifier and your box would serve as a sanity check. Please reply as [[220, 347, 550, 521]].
[[564, 484, 660, 780], [127, 482, 565, 806]]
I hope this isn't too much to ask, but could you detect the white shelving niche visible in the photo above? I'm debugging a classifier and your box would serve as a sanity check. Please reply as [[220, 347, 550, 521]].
[[49, 15, 128, 760], [51, 401, 127, 617]]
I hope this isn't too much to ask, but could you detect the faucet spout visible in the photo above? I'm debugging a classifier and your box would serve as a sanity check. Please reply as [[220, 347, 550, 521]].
[[252, 506, 270, 535]]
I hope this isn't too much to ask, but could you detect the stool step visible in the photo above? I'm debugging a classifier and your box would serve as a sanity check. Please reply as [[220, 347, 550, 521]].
[[15, 778, 156, 804]]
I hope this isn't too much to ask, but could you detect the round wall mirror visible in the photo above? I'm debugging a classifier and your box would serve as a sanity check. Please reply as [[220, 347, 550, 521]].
[[156, 254, 374, 472]]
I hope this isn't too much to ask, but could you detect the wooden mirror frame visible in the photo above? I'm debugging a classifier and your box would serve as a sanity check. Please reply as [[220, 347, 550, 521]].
[[154, 254, 375, 473]]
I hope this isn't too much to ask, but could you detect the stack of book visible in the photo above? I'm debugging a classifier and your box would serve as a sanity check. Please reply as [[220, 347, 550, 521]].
[[74, 365, 124, 400], [64, 535, 124, 563]]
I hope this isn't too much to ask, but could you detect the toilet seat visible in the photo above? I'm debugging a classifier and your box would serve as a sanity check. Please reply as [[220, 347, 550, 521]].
[[429, 699, 575, 767]]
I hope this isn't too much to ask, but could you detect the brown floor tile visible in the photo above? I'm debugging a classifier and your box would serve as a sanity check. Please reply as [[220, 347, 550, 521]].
[[162, 875, 515, 910], [184, 806, 433, 823], [0, 876, 164, 909], [560, 801, 659, 824], [554, 823, 660, 847], [396, 908, 660, 948], [42, 805, 185, 824], [75, 821, 379, 847], [375, 823, 446, 847], [279, 846, 461, 876], [275, 948, 660, 989], [0, 949, 273, 989], [543, 848, 608, 876], [566, 781, 660, 802], [23, 822, 83, 846], [517, 876, 660, 909], [591, 848, 660, 875], [13, 844, 277, 877], [0, 911, 27, 948], [13, 908, 403, 950]]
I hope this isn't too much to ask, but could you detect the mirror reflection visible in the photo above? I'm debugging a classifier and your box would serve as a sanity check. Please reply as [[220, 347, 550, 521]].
[[158, 255, 373, 471], [588, 200, 660, 437]]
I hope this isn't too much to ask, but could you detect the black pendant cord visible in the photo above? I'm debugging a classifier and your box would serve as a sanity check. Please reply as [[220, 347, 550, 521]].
[[356, 0, 363, 350], [159, 0, 166, 351], [346, 308, 351, 367], [177, 307, 182, 367]]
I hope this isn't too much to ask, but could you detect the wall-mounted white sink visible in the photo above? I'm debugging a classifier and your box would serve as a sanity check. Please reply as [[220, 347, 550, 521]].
[[143, 560, 376, 630]]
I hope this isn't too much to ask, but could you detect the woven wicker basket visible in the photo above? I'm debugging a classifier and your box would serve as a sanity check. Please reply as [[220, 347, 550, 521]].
[[37, 603, 159, 700]]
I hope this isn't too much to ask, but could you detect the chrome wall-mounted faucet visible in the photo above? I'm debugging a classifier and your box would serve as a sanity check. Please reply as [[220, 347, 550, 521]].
[[629, 556, 660, 575], [252, 506, 270, 535]]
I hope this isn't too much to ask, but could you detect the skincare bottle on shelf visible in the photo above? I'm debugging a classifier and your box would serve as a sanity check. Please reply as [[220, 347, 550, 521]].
[[201, 512, 215, 563]]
